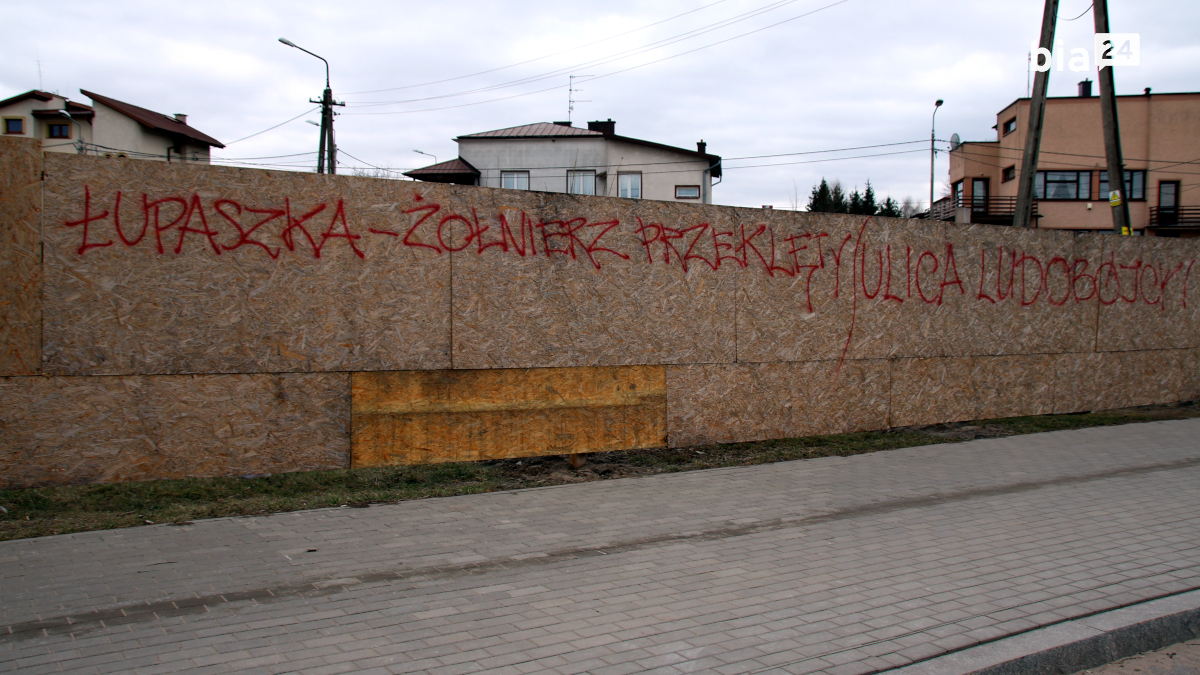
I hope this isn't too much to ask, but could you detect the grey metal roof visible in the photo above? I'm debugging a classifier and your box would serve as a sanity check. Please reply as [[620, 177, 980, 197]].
[[458, 123, 603, 139]]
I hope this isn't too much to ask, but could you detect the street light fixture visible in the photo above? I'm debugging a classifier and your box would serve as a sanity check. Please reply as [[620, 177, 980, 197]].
[[58, 110, 85, 154], [279, 37, 342, 174], [413, 149, 438, 165], [930, 99, 944, 216]]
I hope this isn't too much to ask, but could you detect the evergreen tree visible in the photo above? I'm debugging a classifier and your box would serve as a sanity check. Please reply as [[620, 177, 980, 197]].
[[862, 181, 878, 216], [829, 181, 848, 213], [806, 179, 833, 212], [848, 187, 863, 215], [878, 197, 902, 218]]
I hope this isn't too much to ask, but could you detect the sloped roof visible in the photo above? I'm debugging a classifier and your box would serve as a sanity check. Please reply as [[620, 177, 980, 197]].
[[456, 121, 721, 177], [0, 90, 58, 108], [403, 157, 481, 178], [81, 89, 224, 148], [458, 122, 603, 139]]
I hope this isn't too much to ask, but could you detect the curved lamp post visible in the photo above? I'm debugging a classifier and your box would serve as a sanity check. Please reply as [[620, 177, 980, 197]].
[[279, 37, 341, 174], [58, 110, 85, 154], [930, 99, 943, 216], [413, 149, 438, 166]]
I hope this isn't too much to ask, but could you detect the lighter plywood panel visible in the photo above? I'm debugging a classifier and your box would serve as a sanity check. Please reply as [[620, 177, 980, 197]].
[[0, 137, 43, 376], [40, 154, 451, 375], [0, 372, 350, 488], [352, 366, 666, 465], [665, 360, 890, 447]]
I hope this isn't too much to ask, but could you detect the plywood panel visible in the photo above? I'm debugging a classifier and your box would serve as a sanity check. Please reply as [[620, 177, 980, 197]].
[[0, 372, 350, 488], [449, 192, 737, 369], [0, 137, 43, 376], [352, 366, 666, 465], [889, 354, 1057, 427], [40, 154, 451, 375], [665, 359, 890, 447], [1095, 234, 1199, 351], [940, 225, 1097, 357], [1091, 349, 1184, 410]]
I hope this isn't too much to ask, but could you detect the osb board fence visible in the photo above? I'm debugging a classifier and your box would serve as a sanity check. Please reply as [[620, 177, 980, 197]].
[[0, 135, 1198, 487]]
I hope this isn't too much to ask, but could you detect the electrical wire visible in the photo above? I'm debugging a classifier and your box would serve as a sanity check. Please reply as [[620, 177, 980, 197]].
[[224, 108, 320, 145], [346, 0, 816, 108], [344, 0, 852, 116], [1063, 2, 1094, 21], [344, 0, 735, 95]]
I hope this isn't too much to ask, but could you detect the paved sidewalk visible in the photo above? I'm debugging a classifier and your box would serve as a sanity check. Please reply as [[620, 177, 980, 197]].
[[2, 419, 1200, 674]]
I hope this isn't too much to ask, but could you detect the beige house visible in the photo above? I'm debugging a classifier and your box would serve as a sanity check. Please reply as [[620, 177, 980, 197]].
[[405, 120, 722, 204], [946, 83, 1200, 236], [0, 89, 223, 162]]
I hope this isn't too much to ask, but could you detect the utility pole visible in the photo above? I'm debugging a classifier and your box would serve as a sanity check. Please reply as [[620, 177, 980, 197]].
[[1093, 0, 1132, 235], [930, 99, 943, 216], [1013, 0, 1060, 228], [280, 38, 344, 174]]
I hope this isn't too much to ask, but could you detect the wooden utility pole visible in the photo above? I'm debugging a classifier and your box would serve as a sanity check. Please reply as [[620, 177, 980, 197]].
[[1013, 0, 1060, 228], [1093, 0, 1132, 234]]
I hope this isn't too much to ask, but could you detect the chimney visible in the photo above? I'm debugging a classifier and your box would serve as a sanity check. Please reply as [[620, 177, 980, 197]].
[[1077, 80, 1093, 98], [587, 119, 615, 136], [174, 113, 188, 125], [552, 121, 572, 127], [697, 140, 707, 154]]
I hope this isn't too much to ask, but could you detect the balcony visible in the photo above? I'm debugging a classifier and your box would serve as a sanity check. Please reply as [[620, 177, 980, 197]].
[[1150, 206, 1200, 229], [928, 196, 1039, 226]]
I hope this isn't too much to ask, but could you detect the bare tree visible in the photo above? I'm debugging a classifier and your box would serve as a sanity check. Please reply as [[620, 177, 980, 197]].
[[900, 197, 922, 218]]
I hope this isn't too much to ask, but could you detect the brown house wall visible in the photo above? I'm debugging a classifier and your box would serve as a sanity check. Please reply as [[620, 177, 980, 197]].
[[3, 136, 1199, 487]]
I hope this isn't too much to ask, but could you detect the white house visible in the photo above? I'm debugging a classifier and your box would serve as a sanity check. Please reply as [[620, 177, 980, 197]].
[[0, 89, 223, 162], [404, 120, 722, 204]]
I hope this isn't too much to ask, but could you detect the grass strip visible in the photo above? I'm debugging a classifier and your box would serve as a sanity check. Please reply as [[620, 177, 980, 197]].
[[1, 402, 1195, 542]]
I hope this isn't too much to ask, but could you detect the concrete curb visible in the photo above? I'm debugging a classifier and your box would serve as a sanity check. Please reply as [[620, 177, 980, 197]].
[[888, 589, 1200, 675]]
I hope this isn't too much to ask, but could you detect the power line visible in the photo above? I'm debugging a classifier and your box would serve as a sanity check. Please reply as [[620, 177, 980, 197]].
[[345, 0, 813, 108], [344, 0, 735, 95], [343, 0, 852, 116], [224, 108, 320, 145]]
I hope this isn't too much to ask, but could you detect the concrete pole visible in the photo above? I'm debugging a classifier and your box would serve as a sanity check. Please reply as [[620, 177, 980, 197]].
[[1013, 0, 1060, 228], [1093, 0, 1132, 234]]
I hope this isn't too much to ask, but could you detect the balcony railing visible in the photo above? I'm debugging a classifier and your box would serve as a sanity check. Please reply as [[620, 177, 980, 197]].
[[928, 196, 1038, 225], [1150, 206, 1200, 228]]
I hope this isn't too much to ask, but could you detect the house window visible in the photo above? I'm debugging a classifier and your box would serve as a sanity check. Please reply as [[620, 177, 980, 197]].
[[3, 117, 24, 135], [1099, 170, 1146, 201], [952, 180, 964, 206], [618, 173, 641, 199], [1002, 166, 1016, 183], [1034, 171, 1090, 200], [567, 170, 595, 196], [501, 171, 529, 190], [47, 122, 71, 139], [675, 185, 700, 200], [1002, 117, 1017, 136]]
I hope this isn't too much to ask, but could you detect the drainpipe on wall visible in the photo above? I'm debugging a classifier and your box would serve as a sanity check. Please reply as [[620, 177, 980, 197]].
[[702, 158, 722, 205]]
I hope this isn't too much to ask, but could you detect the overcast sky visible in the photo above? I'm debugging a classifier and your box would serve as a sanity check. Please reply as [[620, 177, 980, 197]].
[[2, 0, 1196, 209]]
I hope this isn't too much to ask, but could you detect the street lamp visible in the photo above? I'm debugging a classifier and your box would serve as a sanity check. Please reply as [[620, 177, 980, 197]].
[[279, 37, 342, 174], [58, 110, 85, 154], [413, 149, 438, 165], [930, 99, 943, 216]]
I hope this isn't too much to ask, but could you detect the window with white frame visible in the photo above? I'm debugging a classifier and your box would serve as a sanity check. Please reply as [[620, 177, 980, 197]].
[[501, 171, 529, 190], [618, 173, 641, 199], [675, 185, 700, 200], [567, 170, 595, 196]]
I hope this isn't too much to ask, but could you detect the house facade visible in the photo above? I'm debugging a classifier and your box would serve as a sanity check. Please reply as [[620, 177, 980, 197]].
[[946, 84, 1200, 236], [405, 120, 722, 204], [0, 89, 223, 162]]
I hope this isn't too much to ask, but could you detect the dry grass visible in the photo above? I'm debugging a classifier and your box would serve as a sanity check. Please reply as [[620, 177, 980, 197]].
[[1, 402, 1196, 542]]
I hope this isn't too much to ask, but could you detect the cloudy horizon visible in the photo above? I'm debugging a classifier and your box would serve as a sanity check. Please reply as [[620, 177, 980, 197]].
[[3, 0, 1195, 210]]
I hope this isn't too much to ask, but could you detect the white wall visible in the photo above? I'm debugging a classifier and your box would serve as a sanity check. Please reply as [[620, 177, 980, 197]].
[[458, 134, 715, 203], [0, 95, 93, 155]]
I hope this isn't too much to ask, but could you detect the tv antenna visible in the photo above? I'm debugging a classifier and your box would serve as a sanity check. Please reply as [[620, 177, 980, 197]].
[[568, 75, 592, 123]]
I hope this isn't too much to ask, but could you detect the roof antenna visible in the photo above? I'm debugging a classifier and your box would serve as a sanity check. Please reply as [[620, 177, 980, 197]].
[[36, 44, 43, 91], [1026, 50, 1031, 97], [568, 75, 592, 124]]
